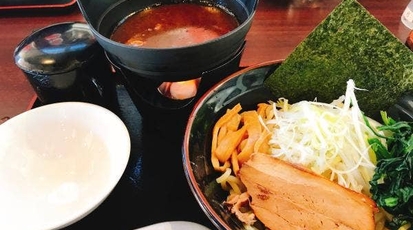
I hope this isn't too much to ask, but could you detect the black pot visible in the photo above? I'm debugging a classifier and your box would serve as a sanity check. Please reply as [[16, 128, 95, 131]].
[[76, 0, 258, 81]]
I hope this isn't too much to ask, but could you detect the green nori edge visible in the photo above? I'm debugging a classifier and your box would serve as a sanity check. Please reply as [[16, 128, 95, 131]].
[[263, 0, 413, 118]]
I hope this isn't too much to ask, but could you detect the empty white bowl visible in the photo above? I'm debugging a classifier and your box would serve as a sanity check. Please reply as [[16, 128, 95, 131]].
[[0, 102, 131, 230], [137, 221, 211, 230]]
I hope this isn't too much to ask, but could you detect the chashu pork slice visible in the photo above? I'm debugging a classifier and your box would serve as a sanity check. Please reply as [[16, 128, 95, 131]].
[[238, 153, 378, 230]]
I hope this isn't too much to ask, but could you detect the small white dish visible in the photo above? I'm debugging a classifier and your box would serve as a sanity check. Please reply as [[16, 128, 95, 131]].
[[0, 102, 131, 230], [137, 221, 210, 230]]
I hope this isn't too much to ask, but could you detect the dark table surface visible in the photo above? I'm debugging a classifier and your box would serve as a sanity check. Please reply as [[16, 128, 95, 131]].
[[0, 0, 412, 229]]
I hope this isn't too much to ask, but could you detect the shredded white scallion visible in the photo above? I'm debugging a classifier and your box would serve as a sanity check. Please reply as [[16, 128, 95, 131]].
[[265, 79, 380, 195]]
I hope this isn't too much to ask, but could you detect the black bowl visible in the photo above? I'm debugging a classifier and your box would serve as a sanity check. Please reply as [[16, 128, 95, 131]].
[[77, 0, 258, 81], [182, 60, 413, 229]]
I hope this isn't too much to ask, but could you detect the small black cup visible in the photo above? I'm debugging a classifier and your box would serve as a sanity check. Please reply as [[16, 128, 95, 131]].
[[14, 22, 117, 109]]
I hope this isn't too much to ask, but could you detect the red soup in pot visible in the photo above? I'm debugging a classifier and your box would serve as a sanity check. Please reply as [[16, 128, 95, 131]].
[[110, 3, 239, 48]]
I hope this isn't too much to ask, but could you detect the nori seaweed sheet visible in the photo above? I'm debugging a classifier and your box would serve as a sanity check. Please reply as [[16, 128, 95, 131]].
[[264, 0, 413, 118]]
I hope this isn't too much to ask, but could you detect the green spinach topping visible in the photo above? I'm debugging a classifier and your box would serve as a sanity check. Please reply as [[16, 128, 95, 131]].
[[368, 112, 413, 230]]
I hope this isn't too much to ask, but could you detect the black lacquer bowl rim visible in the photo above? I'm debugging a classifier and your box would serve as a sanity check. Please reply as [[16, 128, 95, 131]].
[[182, 60, 283, 230]]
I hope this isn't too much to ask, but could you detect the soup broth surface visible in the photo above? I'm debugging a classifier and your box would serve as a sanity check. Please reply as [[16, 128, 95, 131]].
[[110, 3, 239, 48]]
